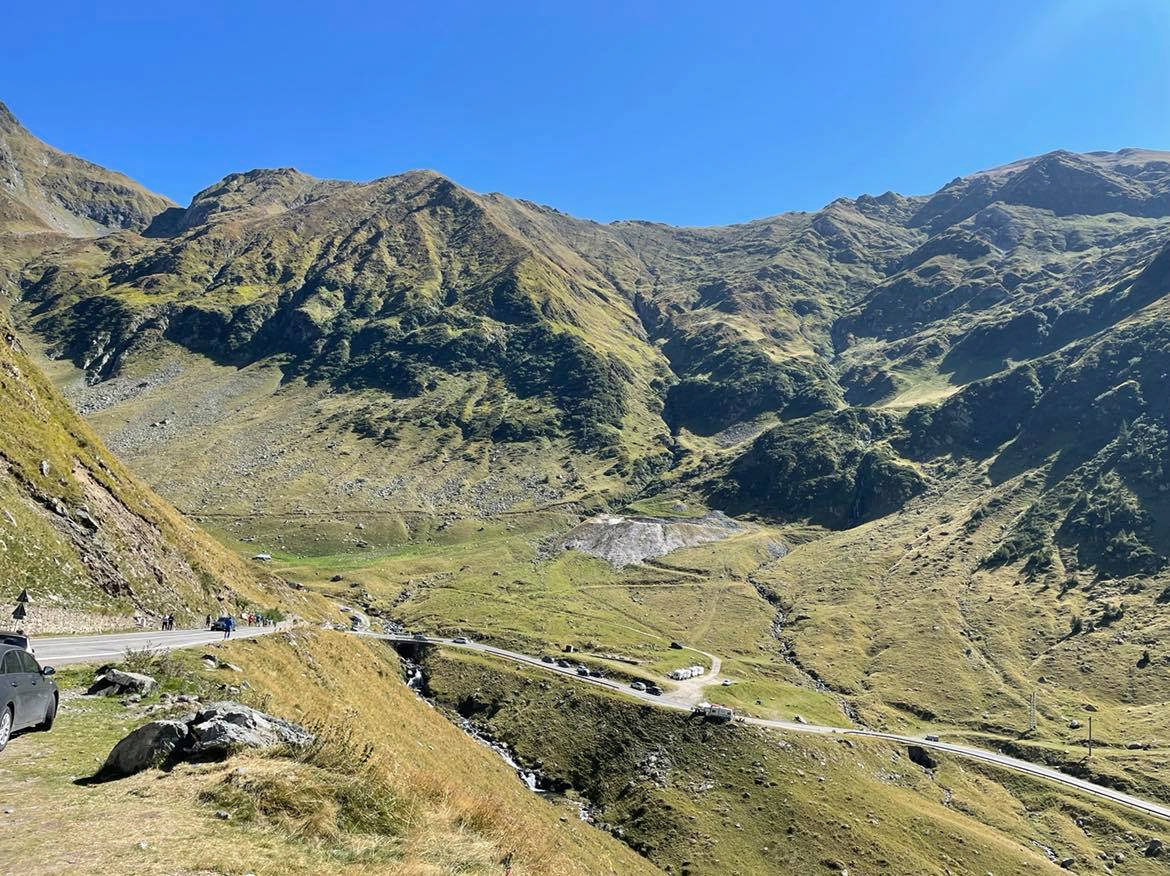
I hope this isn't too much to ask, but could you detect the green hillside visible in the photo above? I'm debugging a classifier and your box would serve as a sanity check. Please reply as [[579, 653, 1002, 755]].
[[5, 100, 1170, 873], [0, 307, 302, 630]]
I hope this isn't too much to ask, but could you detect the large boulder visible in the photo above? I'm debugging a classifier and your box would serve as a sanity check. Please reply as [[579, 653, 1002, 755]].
[[187, 701, 314, 755], [98, 702, 312, 778], [101, 720, 189, 776], [87, 668, 158, 697]]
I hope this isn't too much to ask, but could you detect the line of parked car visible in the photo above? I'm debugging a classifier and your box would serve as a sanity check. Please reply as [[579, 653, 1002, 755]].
[[398, 632, 671, 697]]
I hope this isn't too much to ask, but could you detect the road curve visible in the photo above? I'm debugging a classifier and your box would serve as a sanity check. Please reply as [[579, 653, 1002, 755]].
[[370, 632, 1170, 824], [29, 626, 1170, 823], [31, 626, 280, 666]]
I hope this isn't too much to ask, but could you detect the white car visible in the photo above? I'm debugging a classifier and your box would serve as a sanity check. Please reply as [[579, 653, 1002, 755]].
[[721, 679, 733, 686]]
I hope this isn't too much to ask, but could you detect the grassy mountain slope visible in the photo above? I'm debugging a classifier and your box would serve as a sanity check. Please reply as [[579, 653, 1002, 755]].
[[0, 630, 660, 874], [6, 102, 1170, 871], [423, 648, 1170, 875], [0, 308, 300, 631], [0, 100, 173, 237]]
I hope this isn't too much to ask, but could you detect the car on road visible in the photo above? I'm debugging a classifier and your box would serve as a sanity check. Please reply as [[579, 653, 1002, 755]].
[[576, 666, 590, 676], [556, 659, 571, 668], [646, 686, 663, 696], [541, 655, 555, 664], [210, 616, 234, 632], [669, 641, 684, 650], [630, 681, 646, 692], [0, 631, 31, 652], [589, 669, 603, 678], [924, 734, 940, 742], [412, 633, 428, 642], [452, 636, 469, 644], [0, 644, 57, 752]]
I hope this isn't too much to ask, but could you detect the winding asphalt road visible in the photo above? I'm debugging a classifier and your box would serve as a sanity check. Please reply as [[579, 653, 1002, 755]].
[[27, 626, 1170, 824], [31, 626, 278, 665], [370, 632, 1170, 824]]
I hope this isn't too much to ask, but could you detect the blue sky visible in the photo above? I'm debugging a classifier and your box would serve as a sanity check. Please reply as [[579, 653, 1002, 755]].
[[5, 0, 1170, 225]]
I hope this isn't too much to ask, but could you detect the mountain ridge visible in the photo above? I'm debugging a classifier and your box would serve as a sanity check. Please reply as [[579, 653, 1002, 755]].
[[6, 100, 1170, 584], [0, 100, 175, 238]]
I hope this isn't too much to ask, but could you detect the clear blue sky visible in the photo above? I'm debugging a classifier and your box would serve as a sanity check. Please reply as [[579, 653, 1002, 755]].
[[5, 0, 1170, 225]]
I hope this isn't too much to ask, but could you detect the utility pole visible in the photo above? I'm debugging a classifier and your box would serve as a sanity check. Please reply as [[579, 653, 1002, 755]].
[[1027, 691, 1037, 733]]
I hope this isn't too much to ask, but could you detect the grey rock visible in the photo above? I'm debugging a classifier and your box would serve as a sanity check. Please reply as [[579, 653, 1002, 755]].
[[561, 511, 743, 567], [101, 720, 189, 776], [89, 668, 158, 697], [187, 701, 313, 756], [98, 703, 311, 779]]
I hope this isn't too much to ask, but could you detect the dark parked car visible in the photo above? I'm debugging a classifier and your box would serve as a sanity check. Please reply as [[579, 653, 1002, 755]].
[[210, 616, 234, 632], [0, 644, 57, 752], [0, 631, 31, 652]]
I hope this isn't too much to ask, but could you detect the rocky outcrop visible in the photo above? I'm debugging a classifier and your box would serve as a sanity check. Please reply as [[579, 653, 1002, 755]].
[[87, 667, 158, 697], [561, 512, 743, 567], [99, 701, 312, 777], [101, 719, 188, 776], [186, 701, 313, 756]]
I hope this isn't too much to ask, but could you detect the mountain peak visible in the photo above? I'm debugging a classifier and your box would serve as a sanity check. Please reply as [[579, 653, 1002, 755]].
[[0, 100, 19, 130], [162, 166, 349, 232], [0, 99, 174, 235]]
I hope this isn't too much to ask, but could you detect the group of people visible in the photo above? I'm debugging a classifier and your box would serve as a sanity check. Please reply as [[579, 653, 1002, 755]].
[[149, 611, 280, 633]]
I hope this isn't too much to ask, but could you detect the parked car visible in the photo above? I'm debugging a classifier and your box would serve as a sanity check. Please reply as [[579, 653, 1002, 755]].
[[412, 633, 428, 641], [0, 631, 31, 652], [589, 669, 603, 678], [721, 679, 733, 686], [452, 637, 469, 645], [669, 641, 684, 650], [556, 659, 571, 668], [0, 644, 57, 752], [541, 655, 555, 664], [630, 681, 646, 692], [646, 686, 663, 697], [576, 666, 590, 676], [209, 616, 233, 632], [924, 734, 940, 742]]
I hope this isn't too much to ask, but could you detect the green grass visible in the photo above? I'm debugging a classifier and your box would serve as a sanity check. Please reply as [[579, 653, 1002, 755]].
[[424, 649, 1170, 875]]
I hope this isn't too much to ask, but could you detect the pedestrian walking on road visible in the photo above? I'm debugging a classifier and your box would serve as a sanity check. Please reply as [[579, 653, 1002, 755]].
[[223, 616, 236, 639]]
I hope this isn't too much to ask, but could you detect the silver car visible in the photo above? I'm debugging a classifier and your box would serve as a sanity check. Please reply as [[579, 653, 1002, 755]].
[[0, 644, 58, 752]]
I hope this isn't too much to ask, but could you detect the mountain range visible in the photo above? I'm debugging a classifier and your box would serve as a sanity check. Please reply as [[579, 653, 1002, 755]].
[[6, 98, 1170, 873], [5, 100, 1170, 584]]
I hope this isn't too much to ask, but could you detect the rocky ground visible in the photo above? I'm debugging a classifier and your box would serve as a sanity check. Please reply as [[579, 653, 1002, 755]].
[[560, 511, 746, 567]]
